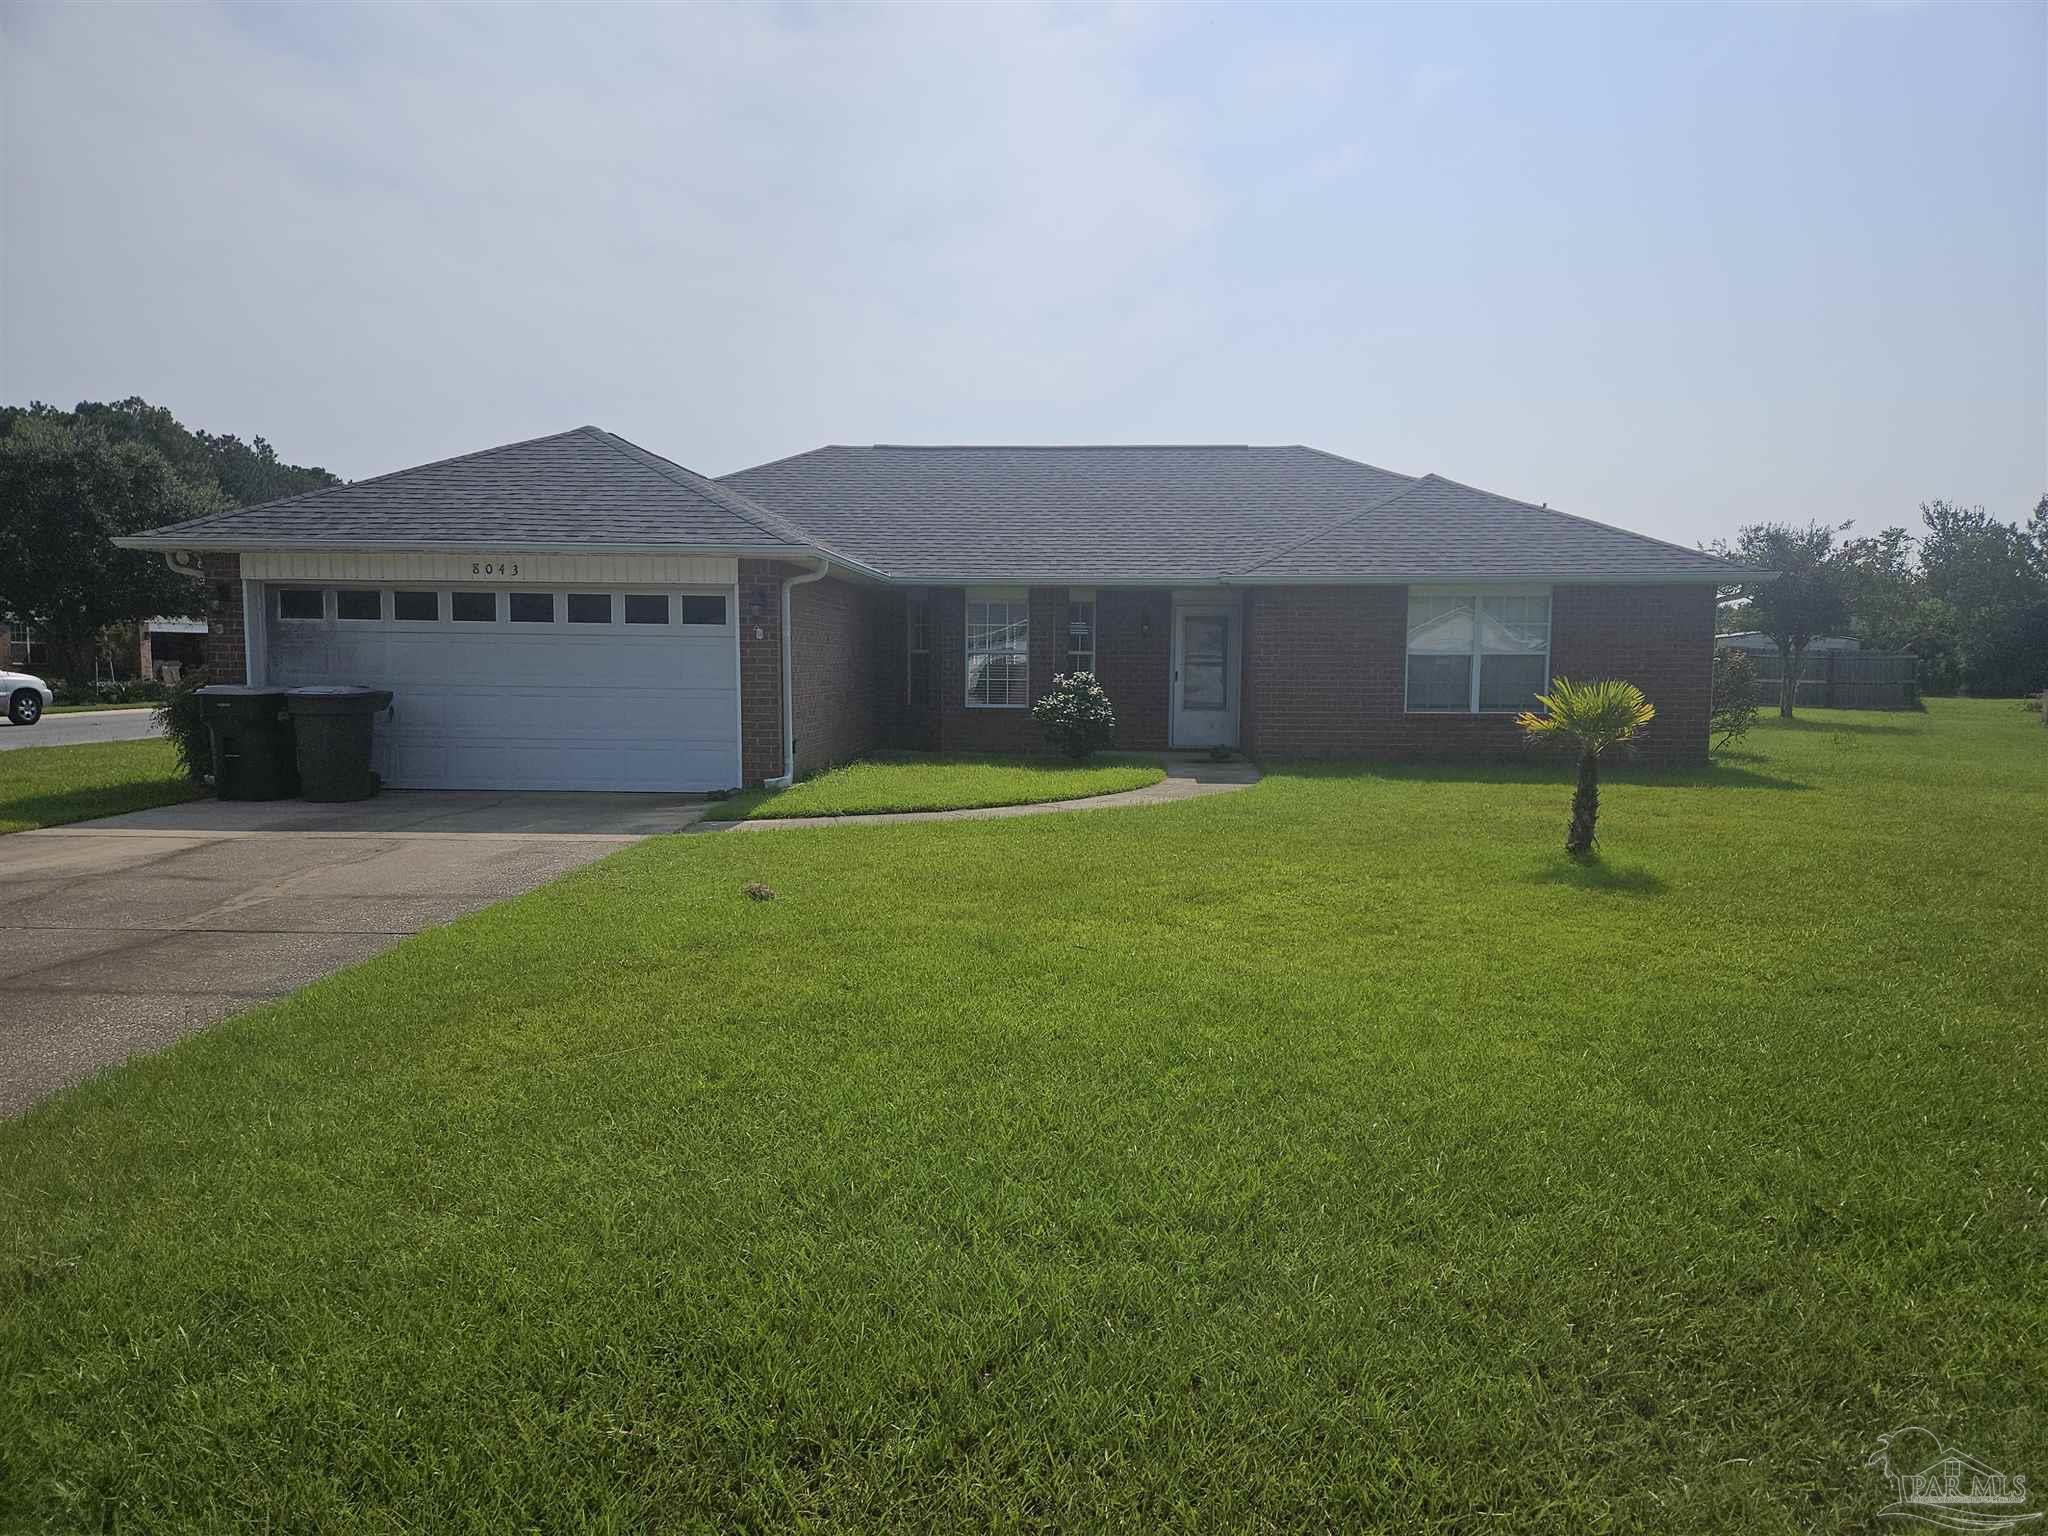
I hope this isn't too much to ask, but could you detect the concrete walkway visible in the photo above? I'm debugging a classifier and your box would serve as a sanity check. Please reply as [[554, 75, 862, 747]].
[[706, 755, 1260, 830]]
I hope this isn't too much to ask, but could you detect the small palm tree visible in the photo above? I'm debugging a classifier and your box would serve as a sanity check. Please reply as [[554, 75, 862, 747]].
[[1517, 678, 1656, 857]]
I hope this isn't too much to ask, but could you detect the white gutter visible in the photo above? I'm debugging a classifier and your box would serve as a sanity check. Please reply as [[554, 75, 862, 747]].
[[767, 557, 831, 788]]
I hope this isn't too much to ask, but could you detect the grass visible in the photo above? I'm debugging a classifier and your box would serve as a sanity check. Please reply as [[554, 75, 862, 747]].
[[43, 702, 161, 714], [0, 737, 200, 833], [701, 750, 1166, 820], [3, 699, 2043, 1532]]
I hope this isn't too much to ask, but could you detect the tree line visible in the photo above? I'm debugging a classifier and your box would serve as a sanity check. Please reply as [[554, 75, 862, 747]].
[[0, 399, 339, 681], [1712, 498, 2048, 714]]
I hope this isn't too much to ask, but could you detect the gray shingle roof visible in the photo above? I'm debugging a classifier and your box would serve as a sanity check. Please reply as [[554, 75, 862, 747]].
[[124, 426, 820, 554], [1230, 473, 1747, 582], [126, 428, 1756, 585], [722, 444, 1750, 583], [720, 444, 1420, 581]]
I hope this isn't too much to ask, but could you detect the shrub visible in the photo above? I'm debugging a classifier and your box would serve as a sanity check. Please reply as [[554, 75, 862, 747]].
[[1031, 672, 1117, 761], [1709, 647, 1760, 750], [154, 668, 214, 785], [47, 677, 168, 705]]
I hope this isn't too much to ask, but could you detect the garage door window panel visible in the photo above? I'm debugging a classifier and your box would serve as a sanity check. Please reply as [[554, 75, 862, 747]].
[[679, 594, 726, 626], [392, 590, 439, 622], [451, 591, 498, 623], [335, 589, 381, 622], [278, 588, 324, 622], [624, 594, 670, 625], [509, 592, 556, 623], [567, 593, 613, 625]]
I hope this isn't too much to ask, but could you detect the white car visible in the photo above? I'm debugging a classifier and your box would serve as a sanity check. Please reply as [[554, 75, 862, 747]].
[[3, 669, 54, 726]]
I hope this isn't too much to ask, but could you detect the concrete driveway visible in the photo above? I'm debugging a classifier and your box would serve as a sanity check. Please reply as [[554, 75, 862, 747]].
[[0, 793, 705, 1115]]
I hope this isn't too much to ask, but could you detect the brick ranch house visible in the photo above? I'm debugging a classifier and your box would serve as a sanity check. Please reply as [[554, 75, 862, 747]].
[[118, 428, 1756, 791]]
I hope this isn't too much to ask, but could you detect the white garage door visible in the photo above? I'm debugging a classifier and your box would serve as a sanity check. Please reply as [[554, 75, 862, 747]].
[[264, 583, 740, 791]]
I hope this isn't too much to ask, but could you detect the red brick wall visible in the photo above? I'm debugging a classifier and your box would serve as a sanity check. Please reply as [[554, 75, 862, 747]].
[[915, 586, 1174, 755], [1092, 588, 1170, 751], [737, 560, 787, 785], [924, 586, 1058, 754], [791, 575, 898, 777], [201, 554, 247, 684], [1241, 582, 1713, 766], [1550, 583, 1714, 763]]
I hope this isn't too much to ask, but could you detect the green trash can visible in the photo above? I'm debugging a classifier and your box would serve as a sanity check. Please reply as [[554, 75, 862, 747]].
[[197, 686, 299, 800], [286, 687, 393, 802]]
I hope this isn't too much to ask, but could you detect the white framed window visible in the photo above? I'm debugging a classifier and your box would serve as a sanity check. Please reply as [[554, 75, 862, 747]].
[[1066, 595, 1095, 676], [1405, 588, 1551, 713], [966, 589, 1029, 708], [334, 589, 381, 622]]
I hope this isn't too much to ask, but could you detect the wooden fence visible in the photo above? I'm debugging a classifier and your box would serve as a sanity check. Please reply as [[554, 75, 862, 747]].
[[1745, 651, 1921, 710]]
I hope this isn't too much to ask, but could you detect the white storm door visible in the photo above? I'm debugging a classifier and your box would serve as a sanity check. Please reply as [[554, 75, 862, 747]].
[[1170, 605, 1239, 749]]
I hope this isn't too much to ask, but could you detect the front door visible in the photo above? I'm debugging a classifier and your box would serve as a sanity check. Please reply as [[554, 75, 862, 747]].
[[1170, 604, 1239, 749]]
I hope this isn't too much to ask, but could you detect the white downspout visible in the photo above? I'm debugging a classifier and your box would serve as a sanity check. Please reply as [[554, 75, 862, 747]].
[[767, 557, 830, 788]]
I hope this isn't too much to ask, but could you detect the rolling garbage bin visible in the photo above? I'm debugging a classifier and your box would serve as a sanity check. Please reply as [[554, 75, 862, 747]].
[[286, 687, 394, 802], [197, 686, 299, 800]]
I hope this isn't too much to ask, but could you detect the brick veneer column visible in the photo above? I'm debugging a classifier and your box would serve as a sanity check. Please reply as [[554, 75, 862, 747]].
[[790, 576, 897, 777], [1093, 588, 1170, 750], [737, 560, 788, 786], [200, 554, 247, 684]]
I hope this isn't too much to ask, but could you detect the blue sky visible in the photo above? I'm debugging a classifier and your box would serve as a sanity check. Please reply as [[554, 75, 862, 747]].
[[3, 1, 2041, 547]]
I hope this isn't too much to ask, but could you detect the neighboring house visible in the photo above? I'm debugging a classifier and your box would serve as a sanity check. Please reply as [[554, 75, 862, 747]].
[[1715, 630, 1861, 655], [118, 427, 1757, 792], [0, 621, 44, 671], [0, 617, 205, 681], [138, 617, 208, 680]]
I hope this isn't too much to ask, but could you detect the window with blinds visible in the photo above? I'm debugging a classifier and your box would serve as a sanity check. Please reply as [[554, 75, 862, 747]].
[[1405, 590, 1551, 713], [966, 594, 1029, 708]]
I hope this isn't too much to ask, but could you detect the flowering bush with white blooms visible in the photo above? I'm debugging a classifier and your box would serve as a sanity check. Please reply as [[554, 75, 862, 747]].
[[1032, 672, 1118, 761]]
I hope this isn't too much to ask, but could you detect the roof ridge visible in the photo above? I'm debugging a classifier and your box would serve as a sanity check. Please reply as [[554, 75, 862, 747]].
[[1419, 472, 1754, 571], [1290, 444, 1418, 480], [136, 426, 600, 538], [1229, 475, 1441, 575], [582, 428, 870, 571], [864, 443, 1252, 452], [717, 444, 847, 478]]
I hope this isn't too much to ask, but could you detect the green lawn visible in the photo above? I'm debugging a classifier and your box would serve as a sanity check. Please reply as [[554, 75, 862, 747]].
[[0, 737, 200, 833], [702, 750, 1166, 820], [3, 700, 2043, 1532], [44, 702, 161, 714]]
